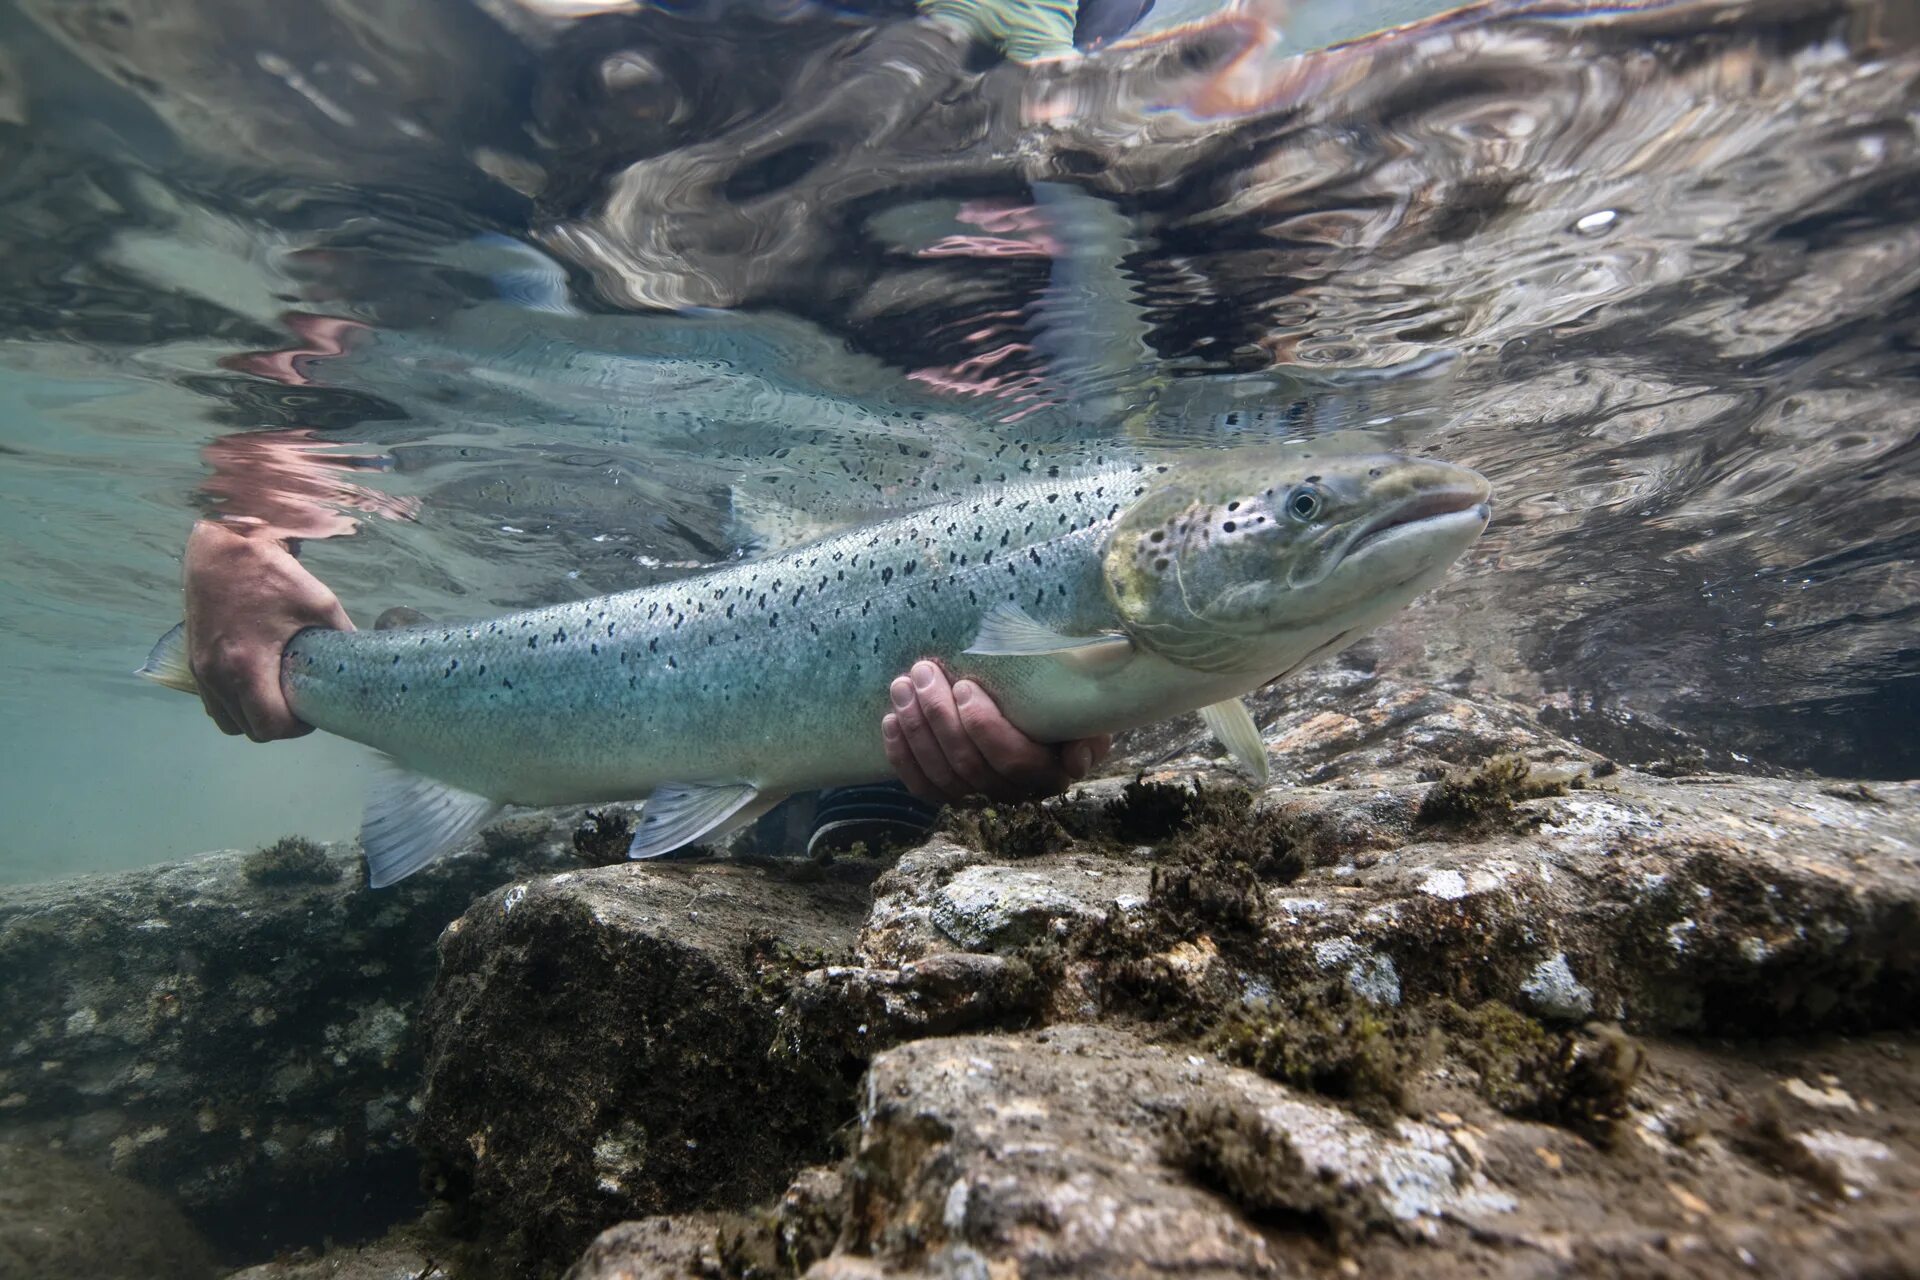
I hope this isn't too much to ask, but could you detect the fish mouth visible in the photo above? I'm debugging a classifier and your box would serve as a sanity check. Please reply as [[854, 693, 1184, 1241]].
[[1345, 481, 1492, 556]]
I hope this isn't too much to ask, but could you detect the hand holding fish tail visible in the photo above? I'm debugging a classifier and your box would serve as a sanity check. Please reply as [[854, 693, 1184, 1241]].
[[182, 521, 354, 742], [884, 660, 1112, 805]]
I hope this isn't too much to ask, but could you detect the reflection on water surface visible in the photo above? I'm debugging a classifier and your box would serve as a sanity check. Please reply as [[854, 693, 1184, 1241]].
[[0, 0, 1915, 877]]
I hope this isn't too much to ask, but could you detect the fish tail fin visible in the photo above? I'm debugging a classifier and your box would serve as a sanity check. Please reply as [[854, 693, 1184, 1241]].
[[136, 622, 199, 694]]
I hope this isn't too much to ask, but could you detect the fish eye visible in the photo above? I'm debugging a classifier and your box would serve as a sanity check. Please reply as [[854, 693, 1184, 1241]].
[[1285, 486, 1323, 522]]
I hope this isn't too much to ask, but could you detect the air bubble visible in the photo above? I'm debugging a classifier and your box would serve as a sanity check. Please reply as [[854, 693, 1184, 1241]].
[[1573, 209, 1618, 235]]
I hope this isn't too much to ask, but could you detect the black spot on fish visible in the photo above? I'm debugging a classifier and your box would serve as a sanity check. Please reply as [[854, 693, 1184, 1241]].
[[881, 567, 894, 585], [666, 657, 678, 670], [503, 678, 512, 689]]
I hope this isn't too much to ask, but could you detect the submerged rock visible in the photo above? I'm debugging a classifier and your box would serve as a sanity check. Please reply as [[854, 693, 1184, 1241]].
[[0, 1141, 215, 1280], [8, 671, 1919, 1277], [414, 859, 875, 1271], [0, 825, 570, 1259], [543, 674, 1920, 1277]]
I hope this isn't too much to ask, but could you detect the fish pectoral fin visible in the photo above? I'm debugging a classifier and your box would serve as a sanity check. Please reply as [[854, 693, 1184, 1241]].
[[964, 601, 1135, 665], [629, 782, 764, 860], [136, 622, 198, 693], [1199, 697, 1270, 786], [361, 757, 504, 889]]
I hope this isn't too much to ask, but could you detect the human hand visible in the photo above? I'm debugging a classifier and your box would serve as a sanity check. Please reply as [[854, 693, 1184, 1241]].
[[182, 520, 354, 741], [882, 659, 1112, 806]]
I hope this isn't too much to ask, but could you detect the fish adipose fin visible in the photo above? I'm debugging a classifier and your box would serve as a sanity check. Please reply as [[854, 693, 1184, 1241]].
[[964, 601, 1134, 665], [362, 757, 504, 888], [1199, 697, 1270, 785], [136, 622, 198, 693], [630, 782, 765, 860]]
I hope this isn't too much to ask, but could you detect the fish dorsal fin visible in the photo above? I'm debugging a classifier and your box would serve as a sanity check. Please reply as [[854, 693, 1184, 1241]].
[[374, 606, 435, 631], [136, 622, 198, 693], [629, 782, 764, 860], [1029, 181, 1156, 416], [1199, 697, 1270, 785], [361, 757, 503, 888], [964, 601, 1134, 662], [728, 486, 859, 556]]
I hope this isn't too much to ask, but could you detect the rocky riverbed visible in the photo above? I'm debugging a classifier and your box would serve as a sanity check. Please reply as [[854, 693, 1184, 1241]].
[[5, 657, 1917, 1279]]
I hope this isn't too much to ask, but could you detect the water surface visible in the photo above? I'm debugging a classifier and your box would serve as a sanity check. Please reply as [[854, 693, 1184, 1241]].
[[0, 0, 1914, 879]]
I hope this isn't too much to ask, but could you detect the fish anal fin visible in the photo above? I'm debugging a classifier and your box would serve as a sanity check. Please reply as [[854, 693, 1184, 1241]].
[[361, 757, 503, 888], [964, 601, 1134, 666], [630, 782, 764, 860], [1199, 697, 1270, 785]]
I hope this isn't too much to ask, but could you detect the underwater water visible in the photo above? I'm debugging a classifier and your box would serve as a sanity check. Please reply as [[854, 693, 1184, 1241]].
[[0, 0, 1915, 883]]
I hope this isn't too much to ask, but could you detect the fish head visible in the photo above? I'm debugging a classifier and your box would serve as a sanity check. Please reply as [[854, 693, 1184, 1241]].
[[1103, 444, 1490, 675]]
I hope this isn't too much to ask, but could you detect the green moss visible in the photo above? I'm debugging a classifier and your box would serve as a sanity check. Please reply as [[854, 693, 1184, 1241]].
[[941, 803, 1076, 859], [1645, 745, 1710, 778], [570, 809, 633, 866], [1213, 997, 1418, 1119], [242, 836, 341, 886], [1137, 784, 1309, 941], [1440, 1002, 1642, 1146], [1415, 754, 1567, 830], [1106, 775, 1206, 839], [1168, 1098, 1346, 1241]]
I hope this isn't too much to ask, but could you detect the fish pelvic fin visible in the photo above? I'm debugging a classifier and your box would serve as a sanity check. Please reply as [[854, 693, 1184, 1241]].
[[629, 782, 768, 860], [361, 756, 503, 888], [1199, 697, 1270, 786], [136, 622, 198, 694]]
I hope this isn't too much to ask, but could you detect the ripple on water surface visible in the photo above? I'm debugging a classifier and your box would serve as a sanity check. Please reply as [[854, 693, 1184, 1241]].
[[0, 0, 1915, 874]]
